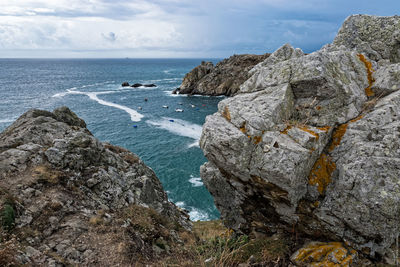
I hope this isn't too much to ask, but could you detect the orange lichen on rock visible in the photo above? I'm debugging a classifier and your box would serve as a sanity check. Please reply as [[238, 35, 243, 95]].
[[280, 125, 292, 134], [298, 125, 319, 140], [316, 126, 330, 132], [350, 115, 363, 123], [253, 136, 262, 145], [328, 123, 348, 152], [239, 122, 247, 134], [293, 242, 357, 267], [308, 153, 336, 194], [315, 105, 322, 110], [358, 54, 375, 97], [222, 106, 231, 121]]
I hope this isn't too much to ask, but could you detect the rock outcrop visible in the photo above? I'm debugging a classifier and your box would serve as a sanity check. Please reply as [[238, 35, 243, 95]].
[[0, 107, 190, 266], [200, 14, 400, 263], [176, 54, 270, 96]]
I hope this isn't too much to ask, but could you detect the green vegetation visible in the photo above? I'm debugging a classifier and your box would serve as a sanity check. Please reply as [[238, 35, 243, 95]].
[[1, 201, 15, 231]]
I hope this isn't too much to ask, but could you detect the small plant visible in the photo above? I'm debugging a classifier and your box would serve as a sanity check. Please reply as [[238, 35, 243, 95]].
[[1, 203, 15, 231]]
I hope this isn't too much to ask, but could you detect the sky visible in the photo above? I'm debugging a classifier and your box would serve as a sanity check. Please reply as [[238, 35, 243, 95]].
[[0, 0, 398, 58]]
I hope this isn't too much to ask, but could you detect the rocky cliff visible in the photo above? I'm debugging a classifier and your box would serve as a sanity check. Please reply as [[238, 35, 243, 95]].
[[0, 107, 191, 266], [176, 53, 270, 96], [200, 14, 400, 265]]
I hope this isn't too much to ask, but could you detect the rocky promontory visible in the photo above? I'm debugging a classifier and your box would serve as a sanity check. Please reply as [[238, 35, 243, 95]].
[[175, 53, 270, 96], [200, 14, 400, 265], [0, 107, 190, 266]]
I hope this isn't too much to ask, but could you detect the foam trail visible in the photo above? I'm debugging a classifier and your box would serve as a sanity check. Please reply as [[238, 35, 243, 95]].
[[146, 117, 202, 144], [52, 89, 143, 122], [86, 92, 143, 122], [189, 175, 203, 187]]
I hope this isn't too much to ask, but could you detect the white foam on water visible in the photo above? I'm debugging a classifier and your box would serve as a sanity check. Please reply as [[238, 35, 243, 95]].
[[175, 201, 185, 208], [189, 175, 203, 187], [0, 118, 15, 123], [173, 201, 210, 221], [163, 90, 182, 97], [146, 117, 202, 141], [52, 89, 143, 122], [188, 140, 199, 148], [85, 92, 143, 122], [189, 208, 210, 221]]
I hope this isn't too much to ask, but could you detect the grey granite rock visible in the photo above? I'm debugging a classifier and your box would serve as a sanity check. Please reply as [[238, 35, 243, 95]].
[[328, 14, 400, 63], [200, 14, 400, 260], [0, 106, 191, 265], [372, 63, 400, 96]]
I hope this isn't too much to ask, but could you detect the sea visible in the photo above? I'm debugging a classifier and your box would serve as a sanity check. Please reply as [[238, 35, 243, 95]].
[[0, 58, 223, 221]]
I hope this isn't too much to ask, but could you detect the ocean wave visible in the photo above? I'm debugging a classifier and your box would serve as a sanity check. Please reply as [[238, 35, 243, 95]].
[[0, 118, 15, 124], [163, 69, 174, 74], [189, 175, 203, 187], [146, 117, 202, 142], [163, 90, 182, 97], [52, 89, 143, 122], [174, 201, 210, 221]]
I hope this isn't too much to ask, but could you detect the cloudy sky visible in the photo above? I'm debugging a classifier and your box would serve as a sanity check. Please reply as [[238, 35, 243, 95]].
[[0, 0, 398, 58]]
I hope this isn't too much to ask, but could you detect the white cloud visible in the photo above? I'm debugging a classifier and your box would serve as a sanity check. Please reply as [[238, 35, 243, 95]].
[[0, 0, 392, 57]]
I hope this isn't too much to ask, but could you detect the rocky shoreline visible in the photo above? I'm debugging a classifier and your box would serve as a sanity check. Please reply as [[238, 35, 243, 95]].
[[0, 14, 399, 267], [174, 53, 270, 96]]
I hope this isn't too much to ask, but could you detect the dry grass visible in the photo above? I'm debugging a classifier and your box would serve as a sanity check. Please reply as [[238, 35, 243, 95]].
[[155, 220, 290, 266], [32, 165, 63, 184]]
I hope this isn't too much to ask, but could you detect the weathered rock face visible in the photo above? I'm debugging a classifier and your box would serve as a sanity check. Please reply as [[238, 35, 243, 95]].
[[178, 54, 270, 96], [327, 14, 400, 64], [0, 107, 190, 265], [200, 14, 400, 261]]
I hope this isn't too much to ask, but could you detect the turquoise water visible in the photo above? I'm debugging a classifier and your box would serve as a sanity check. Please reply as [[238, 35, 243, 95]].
[[0, 58, 222, 220]]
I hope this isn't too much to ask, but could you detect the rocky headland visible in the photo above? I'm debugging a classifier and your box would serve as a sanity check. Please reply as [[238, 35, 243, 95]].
[[0, 107, 191, 266], [200, 14, 400, 266], [174, 53, 270, 96]]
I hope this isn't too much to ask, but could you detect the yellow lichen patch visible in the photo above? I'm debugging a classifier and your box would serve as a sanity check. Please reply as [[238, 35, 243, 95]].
[[350, 115, 363, 123], [308, 153, 336, 194], [328, 123, 348, 152], [253, 136, 262, 145], [316, 126, 331, 132], [293, 242, 357, 267], [358, 54, 375, 97], [280, 125, 292, 135], [222, 106, 231, 121], [239, 122, 247, 134], [298, 125, 319, 140]]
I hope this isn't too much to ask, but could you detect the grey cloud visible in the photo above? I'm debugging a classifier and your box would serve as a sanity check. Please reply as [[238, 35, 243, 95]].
[[102, 32, 117, 42]]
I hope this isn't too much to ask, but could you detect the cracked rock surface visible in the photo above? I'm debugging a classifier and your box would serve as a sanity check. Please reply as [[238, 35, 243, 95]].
[[200, 14, 400, 259], [0, 107, 190, 265]]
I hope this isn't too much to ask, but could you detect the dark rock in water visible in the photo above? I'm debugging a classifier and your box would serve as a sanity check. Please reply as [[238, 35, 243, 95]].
[[131, 83, 142, 87], [200, 14, 400, 264], [179, 54, 270, 96], [172, 88, 180, 94], [144, 84, 156, 87], [0, 106, 191, 265], [121, 82, 130, 87]]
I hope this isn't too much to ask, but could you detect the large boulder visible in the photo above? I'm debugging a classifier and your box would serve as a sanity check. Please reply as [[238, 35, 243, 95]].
[[0, 107, 190, 265], [178, 54, 270, 96], [200, 14, 400, 261]]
